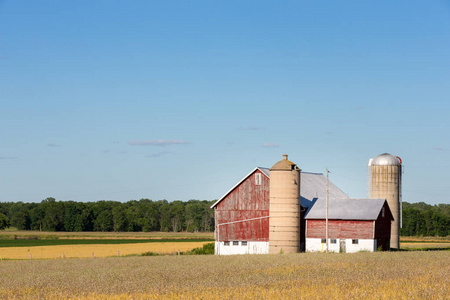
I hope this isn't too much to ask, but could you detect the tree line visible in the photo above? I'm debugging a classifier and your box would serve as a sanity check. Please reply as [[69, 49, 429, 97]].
[[400, 202, 449, 237], [0, 198, 215, 232], [0, 199, 448, 236]]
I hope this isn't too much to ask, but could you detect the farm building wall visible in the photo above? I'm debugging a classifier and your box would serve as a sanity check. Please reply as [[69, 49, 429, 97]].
[[306, 238, 376, 253], [374, 201, 393, 250], [215, 241, 269, 255], [214, 169, 270, 255], [306, 219, 374, 239]]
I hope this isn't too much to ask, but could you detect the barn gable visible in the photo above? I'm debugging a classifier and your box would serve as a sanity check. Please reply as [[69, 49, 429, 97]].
[[211, 167, 270, 209]]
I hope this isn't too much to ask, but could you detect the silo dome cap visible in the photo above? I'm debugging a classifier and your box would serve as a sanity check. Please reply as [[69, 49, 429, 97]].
[[372, 153, 401, 166], [270, 154, 299, 170]]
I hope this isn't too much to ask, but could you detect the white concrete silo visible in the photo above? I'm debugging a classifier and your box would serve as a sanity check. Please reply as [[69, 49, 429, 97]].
[[368, 153, 402, 249], [269, 154, 301, 254]]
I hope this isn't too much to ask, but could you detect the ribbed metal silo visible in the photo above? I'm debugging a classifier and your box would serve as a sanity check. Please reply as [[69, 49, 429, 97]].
[[369, 153, 402, 249], [269, 154, 301, 254]]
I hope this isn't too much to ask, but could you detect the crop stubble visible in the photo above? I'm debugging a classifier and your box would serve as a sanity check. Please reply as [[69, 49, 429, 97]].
[[0, 251, 448, 299]]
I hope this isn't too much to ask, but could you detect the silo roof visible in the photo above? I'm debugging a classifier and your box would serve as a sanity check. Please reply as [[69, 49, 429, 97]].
[[305, 198, 392, 220], [270, 154, 298, 170], [372, 153, 401, 166]]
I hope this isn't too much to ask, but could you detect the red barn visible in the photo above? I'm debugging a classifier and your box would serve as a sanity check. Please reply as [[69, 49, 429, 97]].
[[211, 166, 348, 255], [305, 198, 393, 252], [211, 167, 270, 254]]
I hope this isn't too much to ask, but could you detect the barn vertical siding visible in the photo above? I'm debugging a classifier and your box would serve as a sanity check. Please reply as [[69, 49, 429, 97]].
[[215, 170, 270, 242], [306, 219, 374, 239]]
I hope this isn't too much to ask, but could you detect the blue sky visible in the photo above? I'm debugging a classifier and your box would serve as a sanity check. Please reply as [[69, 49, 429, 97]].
[[1, 1, 449, 205]]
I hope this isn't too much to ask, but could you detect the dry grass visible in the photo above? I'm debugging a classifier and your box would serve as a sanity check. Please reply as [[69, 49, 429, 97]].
[[400, 236, 449, 250], [0, 242, 208, 259], [400, 236, 450, 242], [0, 251, 448, 299], [401, 243, 450, 250]]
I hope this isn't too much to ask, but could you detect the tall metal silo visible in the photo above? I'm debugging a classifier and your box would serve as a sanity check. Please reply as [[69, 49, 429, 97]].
[[269, 154, 301, 254], [368, 153, 402, 249]]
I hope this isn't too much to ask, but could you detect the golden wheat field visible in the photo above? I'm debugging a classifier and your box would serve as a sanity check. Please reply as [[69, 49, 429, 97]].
[[0, 242, 208, 259], [0, 251, 448, 299]]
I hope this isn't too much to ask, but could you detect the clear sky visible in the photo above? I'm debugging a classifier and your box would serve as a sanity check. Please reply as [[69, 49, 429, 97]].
[[1, 1, 449, 205]]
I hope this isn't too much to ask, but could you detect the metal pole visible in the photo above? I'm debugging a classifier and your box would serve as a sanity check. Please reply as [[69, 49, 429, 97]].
[[326, 168, 329, 253]]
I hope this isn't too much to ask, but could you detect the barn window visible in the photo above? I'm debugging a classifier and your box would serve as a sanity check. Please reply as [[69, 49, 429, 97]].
[[241, 241, 248, 246], [233, 241, 239, 246], [255, 173, 261, 185], [331, 239, 337, 244], [224, 241, 230, 246], [382, 207, 385, 217], [352, 239, 359, 244], [321, 239, 326, 244]]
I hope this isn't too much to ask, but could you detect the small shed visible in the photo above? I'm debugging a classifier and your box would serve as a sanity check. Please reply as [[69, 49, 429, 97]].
[[305, 198, 393, 252]]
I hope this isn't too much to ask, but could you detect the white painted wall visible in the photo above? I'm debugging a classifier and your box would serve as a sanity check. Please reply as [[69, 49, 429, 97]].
[[215, 241, 269, 255], [306, 238, 376, 253], [345, 238, 376, 253]]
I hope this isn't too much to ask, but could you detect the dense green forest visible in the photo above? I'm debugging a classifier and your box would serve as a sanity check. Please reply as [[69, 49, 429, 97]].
[[0, 199, 448, 236], [400, 202, 449, 237], [0, 198, 215, 232]]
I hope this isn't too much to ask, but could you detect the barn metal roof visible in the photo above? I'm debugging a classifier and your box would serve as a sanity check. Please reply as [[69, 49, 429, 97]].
[[259, 167, 270, 178], [300, 172, 348, 207], [305, 198, 391, 220], [210, 168, 348, 209]]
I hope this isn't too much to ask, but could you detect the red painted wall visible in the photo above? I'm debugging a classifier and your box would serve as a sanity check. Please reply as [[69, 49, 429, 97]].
[[306, 219, 374, 239], [214, 170, 270, 242]]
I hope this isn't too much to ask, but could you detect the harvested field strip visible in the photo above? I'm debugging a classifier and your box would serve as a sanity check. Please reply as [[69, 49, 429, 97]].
[[0, 238, 213, 247], [0, 242, 209, 259], [401, 243, 450, 250], [401, 240, 450, 243]]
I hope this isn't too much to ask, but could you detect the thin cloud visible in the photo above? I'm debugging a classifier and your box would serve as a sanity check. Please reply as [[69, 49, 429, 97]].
[[355, 106, 365, 111], [47, 143, 61, 147], [433, 147, 450, 151], [238, 126, 265, 131], [129, 139, 189, 146], [102, 150, 110, 154], [0, 156, 19, 160], [147, 151, 171, 158], [262, 142, 279, 148]]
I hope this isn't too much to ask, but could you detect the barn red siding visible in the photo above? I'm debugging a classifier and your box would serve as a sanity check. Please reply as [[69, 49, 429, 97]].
[[306, 219, 374, 239], [215, 170, 270, 242]]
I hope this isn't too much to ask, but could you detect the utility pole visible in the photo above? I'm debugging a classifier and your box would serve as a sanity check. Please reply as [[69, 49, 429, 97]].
[[326, 168, 329, 253]]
